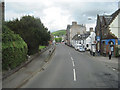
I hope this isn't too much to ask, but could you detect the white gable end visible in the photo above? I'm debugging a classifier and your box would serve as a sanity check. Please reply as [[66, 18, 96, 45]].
[[109, 13, 120, 38]]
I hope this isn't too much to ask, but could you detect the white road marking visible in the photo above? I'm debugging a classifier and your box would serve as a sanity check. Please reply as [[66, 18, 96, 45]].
[[71, 57, 73, 61], [73, 69, 77, 81], [72, 60, 75, 67]]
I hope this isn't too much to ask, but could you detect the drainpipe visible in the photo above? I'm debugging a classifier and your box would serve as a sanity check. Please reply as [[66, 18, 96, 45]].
[[100, 27, 102, 55]]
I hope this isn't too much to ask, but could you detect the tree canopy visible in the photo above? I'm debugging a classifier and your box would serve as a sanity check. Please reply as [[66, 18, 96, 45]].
[[5, 15, 51, 55], [2, 25, 28, 70]]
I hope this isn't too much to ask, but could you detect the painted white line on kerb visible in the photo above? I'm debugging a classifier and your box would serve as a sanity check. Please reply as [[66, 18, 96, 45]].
[[71, 57, 73, 61], [73, 69, 77, 81], [72, 60, 75, 67]]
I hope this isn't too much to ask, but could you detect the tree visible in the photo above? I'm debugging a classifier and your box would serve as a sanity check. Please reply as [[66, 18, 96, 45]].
[[5, 15, 51, 55], [55, 37, 62, 42]]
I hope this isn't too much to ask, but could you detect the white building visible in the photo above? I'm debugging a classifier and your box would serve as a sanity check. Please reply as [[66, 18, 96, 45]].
[[86, 28, 96, 52], [72, 33, 90, 49]]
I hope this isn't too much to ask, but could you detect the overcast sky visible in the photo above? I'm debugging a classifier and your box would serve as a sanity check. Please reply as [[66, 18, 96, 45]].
[[5, 0, 119, 32]]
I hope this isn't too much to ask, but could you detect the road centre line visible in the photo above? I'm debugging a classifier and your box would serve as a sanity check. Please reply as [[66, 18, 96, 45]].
[[72, 60, 75, 67], [71, 57, 73, 61], [73, 69, 77, 81]]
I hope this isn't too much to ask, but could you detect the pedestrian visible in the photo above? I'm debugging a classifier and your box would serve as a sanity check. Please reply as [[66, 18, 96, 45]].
[[98, 50, 100, 56], [109, 49, 112, 60]]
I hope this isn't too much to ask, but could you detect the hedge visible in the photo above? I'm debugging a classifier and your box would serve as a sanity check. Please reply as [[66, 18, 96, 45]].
[[2, 26, 28, 70]]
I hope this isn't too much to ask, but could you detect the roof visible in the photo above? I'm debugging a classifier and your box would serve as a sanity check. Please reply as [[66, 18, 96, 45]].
[[109, 8, 120, 25], [103, 9, 120, 27], [103, 15, 112, 26], [103, 34, 117, 39], [97, 9, 120, 27], [99, 16, 103, 23], [72, 33, 90, 40]]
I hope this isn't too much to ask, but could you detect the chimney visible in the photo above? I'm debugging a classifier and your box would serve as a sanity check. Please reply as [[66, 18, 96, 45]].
[[90, 27, 93, 32], [72, 21, 77, 26]]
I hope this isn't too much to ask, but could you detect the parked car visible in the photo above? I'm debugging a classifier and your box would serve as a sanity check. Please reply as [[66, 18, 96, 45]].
[[79, 45, 85, 52], [75, 46, 80, 51], [74, 44, 81, 51]]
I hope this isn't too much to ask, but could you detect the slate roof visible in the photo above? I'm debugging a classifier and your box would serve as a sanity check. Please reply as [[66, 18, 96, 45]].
[[97, 9, 120, 27], [104, 8, 120, 27], [103, 15, 112, 26], [72, 33, 90, 40]]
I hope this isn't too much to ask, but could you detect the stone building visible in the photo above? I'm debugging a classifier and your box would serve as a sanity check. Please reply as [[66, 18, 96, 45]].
[[66, 21, 86, 46]]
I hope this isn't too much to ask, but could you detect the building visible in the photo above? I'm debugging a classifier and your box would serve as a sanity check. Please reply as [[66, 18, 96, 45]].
[[72, 32, 90, 48], [95, 9, 120, 57], [66, 21, 86, 46], [86, 28, 96, 51]]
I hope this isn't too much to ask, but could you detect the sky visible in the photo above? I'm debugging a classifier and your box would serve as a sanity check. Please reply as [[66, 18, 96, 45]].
[[4, 0, 119, 32]]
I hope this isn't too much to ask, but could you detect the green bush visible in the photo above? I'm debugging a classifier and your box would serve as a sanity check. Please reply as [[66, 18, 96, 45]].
[[39, 46, 46, 50], [5, 16, 51, 55], [2, 26, 28, 70], [55, 37, 62, 42]]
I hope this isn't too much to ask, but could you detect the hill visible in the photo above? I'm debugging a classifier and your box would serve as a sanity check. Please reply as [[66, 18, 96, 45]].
[[52, 30, 66, 36]]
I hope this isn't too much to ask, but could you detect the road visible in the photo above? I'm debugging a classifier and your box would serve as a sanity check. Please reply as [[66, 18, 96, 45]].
[[22, 44, 118, 88]]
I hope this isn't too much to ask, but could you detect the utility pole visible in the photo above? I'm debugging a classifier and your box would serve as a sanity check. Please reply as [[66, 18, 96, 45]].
[[0, 1, 4, 89], [2, 0, 5, 21]]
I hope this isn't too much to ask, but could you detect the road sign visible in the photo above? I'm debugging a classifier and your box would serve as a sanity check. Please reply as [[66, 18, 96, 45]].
[[97, 36, 100, 41]]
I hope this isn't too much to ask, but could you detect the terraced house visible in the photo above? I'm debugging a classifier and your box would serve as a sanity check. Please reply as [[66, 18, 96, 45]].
[[95, 9, 120, 57]]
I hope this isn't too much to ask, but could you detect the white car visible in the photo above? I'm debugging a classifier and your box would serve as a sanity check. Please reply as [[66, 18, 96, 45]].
[[75, 46, 80, 51], [74, 44, 81, 51], [79, 46, 85, 52]]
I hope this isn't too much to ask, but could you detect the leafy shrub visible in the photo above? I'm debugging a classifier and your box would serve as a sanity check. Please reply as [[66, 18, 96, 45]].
[[2, 26, 28, 70], [39, 46, 46, 50], [5, 16, 50, 55]]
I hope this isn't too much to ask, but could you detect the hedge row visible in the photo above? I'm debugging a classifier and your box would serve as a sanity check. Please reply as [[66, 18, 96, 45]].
[[2, 26, 28, 70]]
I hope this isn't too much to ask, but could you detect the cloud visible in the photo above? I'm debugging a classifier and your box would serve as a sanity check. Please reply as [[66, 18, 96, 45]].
[[5, 0, 119, 32], [41, 7, 73, 32]]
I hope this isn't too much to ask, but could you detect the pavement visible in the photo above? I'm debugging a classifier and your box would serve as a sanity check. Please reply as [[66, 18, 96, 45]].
[[20, 44, 118, 88], [2, 45, 55, 88], [85, 51, 118, 73]]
